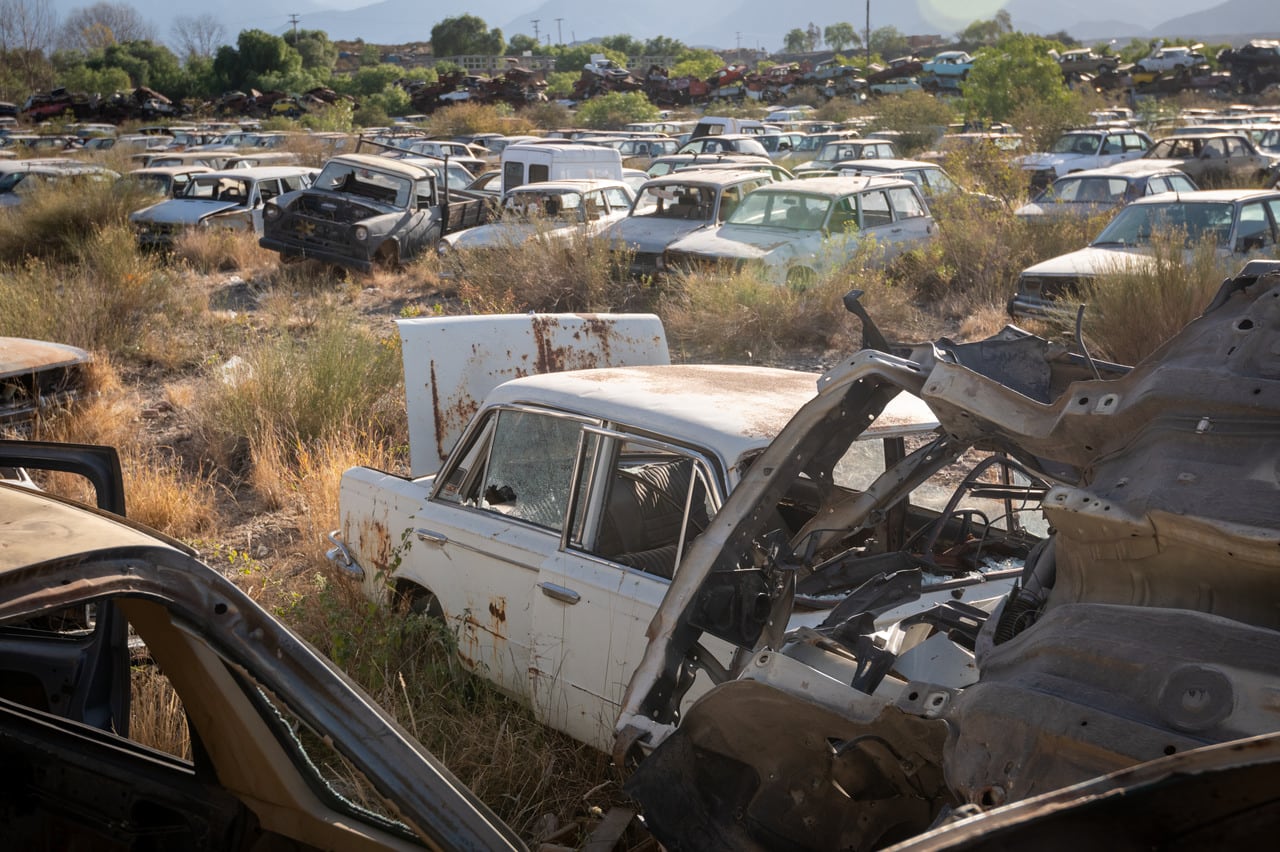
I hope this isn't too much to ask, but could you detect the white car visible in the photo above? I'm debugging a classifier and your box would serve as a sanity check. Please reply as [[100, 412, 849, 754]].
[[438, 178, 634, 252], [130, 166, 315, 247], [603, 169, 776, 279], [330, 314, 1038, 752], [1017, 128, 1153, 189], [1134, 44, 1206, 73], [1009, 188, 1280, 317], [663, 175, 936, 287]]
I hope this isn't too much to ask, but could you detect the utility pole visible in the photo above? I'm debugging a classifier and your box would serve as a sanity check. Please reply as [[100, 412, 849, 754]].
[[865, 0, 871, 67], [288, 12, 300, 42], [555, 18, 563, 46], [531, 19, 540, 43]]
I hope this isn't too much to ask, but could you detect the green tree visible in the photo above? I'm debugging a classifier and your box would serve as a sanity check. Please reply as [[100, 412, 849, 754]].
[[824, 23, 860, 54], [508, 33, 539, 54], [575, 90, 658, 129], [644, 35, 685, 56], [57, 62, 129, 94], [551, 44, 628, 73], [783, 28, 807, 53], [869, 26, 909, 58], [962, 33, 1074, 123], [670, 48, 723, 79], [286, 29, 337, 73], [92, 40, 183, 90], [431, 15, 504, 57], [805, 22, 820, 51], [866, 90, 957, 154], [213, 28, 302, 92], [957, 11, 1013, 49], [600, 34, 643, 57]]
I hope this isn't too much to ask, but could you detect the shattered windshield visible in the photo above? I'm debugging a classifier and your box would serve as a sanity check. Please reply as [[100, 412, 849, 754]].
[[314, 163, 411, 206]]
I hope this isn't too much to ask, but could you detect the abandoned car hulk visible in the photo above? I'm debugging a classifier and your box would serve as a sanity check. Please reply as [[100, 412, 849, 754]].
[[258, 153, 489, 273], [614, 261, 1280, 850], [327, 314, 1047, 753]]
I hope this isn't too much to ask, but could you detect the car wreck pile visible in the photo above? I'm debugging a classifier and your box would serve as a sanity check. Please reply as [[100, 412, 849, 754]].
[[402, 65, 549, 114], [617, 262, 1280, 849]]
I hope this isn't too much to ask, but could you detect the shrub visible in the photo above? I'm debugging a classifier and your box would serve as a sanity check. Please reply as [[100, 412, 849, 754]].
[[193, 308, 404, 475], [1072, 232, 1240, 365], [575, 91, 660, 130], [449, 230, 643, 313]]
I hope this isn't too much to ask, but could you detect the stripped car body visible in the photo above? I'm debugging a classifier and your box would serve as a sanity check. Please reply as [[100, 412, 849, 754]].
[[259, 153, 490, 273], [1, 337, 91, 424], [0, 441, 524, 851], [616, 263, 1280, 851], [328, 314, 1036, 752]]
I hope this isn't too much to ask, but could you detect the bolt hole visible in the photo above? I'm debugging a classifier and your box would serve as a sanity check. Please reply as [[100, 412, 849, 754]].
[[214, 602, 228, 615], [1236, 319, 1254, 330], [907, 691, 920, 701], [1077, 397, 1089, 405], [1080, 720, 1088, 727], [1164, 745, 1177, 756]]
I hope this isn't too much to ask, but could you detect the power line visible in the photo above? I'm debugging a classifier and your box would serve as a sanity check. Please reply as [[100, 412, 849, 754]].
[[530, 18, 540, 42]]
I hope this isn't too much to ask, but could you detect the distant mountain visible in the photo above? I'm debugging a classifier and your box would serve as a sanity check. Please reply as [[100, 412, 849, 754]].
[[46, 0, 1277, 53], [1154, 0, 1280, 39]]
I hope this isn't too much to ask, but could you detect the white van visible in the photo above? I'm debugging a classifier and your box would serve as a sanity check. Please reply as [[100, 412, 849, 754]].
[[499, 142, 623, 196], [690, 116, 770, 139]]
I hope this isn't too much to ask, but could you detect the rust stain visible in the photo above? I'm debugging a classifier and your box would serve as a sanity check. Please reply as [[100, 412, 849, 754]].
[[429, 357, 480, 461], [359, 517, 393, 574], [489, 596, 507, 624]]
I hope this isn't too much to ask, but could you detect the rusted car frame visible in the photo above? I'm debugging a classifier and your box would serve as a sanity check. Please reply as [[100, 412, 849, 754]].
[[617, 262, 1280, 850]]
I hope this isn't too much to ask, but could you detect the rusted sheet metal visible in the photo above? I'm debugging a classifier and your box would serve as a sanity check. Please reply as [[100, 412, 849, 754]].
[[398, 314, 669, 476], [0, 337, 92, 423]]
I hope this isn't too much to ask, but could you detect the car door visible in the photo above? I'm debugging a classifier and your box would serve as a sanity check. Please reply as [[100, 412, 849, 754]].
[[530, 428, 720, 750], [425, 404, 599, 701]]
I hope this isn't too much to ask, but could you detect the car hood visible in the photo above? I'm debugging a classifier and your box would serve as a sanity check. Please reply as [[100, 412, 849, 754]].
[[1021, 244, 1156, 276], [670, 223, 800, 257], [605, 217, 711, 252], [131, 198, 243, 224], [1017, 152, 1091, 170]]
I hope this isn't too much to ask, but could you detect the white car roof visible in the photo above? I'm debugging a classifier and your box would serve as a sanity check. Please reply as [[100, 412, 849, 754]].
[[483, 364, 936, 480]]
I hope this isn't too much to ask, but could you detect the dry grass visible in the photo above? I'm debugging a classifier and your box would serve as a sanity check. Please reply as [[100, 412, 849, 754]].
[[1073, 233, 1243, 365], [129, 666, 192, 759], [450, 230, 646, 314], [172, 227, 279, 275]]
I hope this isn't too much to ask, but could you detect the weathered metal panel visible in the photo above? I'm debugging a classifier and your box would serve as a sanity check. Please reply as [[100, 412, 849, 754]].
[[398, 313, 669, 476]]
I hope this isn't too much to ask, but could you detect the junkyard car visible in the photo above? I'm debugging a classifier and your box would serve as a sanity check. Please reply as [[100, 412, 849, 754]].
[[259, 153, 490, 272], [870, 76, 923, 95], [676, 134, 769, 156], [438, 178, 634, 254], [616, 262, 1280, 851], [603, 170, 775, 279], [123, 164, 213, 198], [1134, 43, 1206, 73], [1055, 48, 1119, 75], [1014, 165, 1198, 219], [1009, 188, 1280, 317], [921, 50, 974, 85], [645, 152, 774, 178], [834, 158, 971, 200], [793, 138, 898, 177], [663, 175, 936, 287], [0, 160, 119, 207], [1135, 132, 1278, 186], [328, 315, 1037, 753], [130, 166, 314, 248], [1016, 128, 1154, 189], [0, 440, 524, 851], [0, 337, 91, 424]]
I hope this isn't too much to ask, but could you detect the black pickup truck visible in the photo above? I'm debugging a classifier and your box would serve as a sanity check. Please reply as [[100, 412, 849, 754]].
[[259, 152, 491, 273]]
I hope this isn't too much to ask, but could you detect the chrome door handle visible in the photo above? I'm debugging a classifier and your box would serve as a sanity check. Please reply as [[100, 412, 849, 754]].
[[415, 528, 448, 544], [538, 582, 580, 605]]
